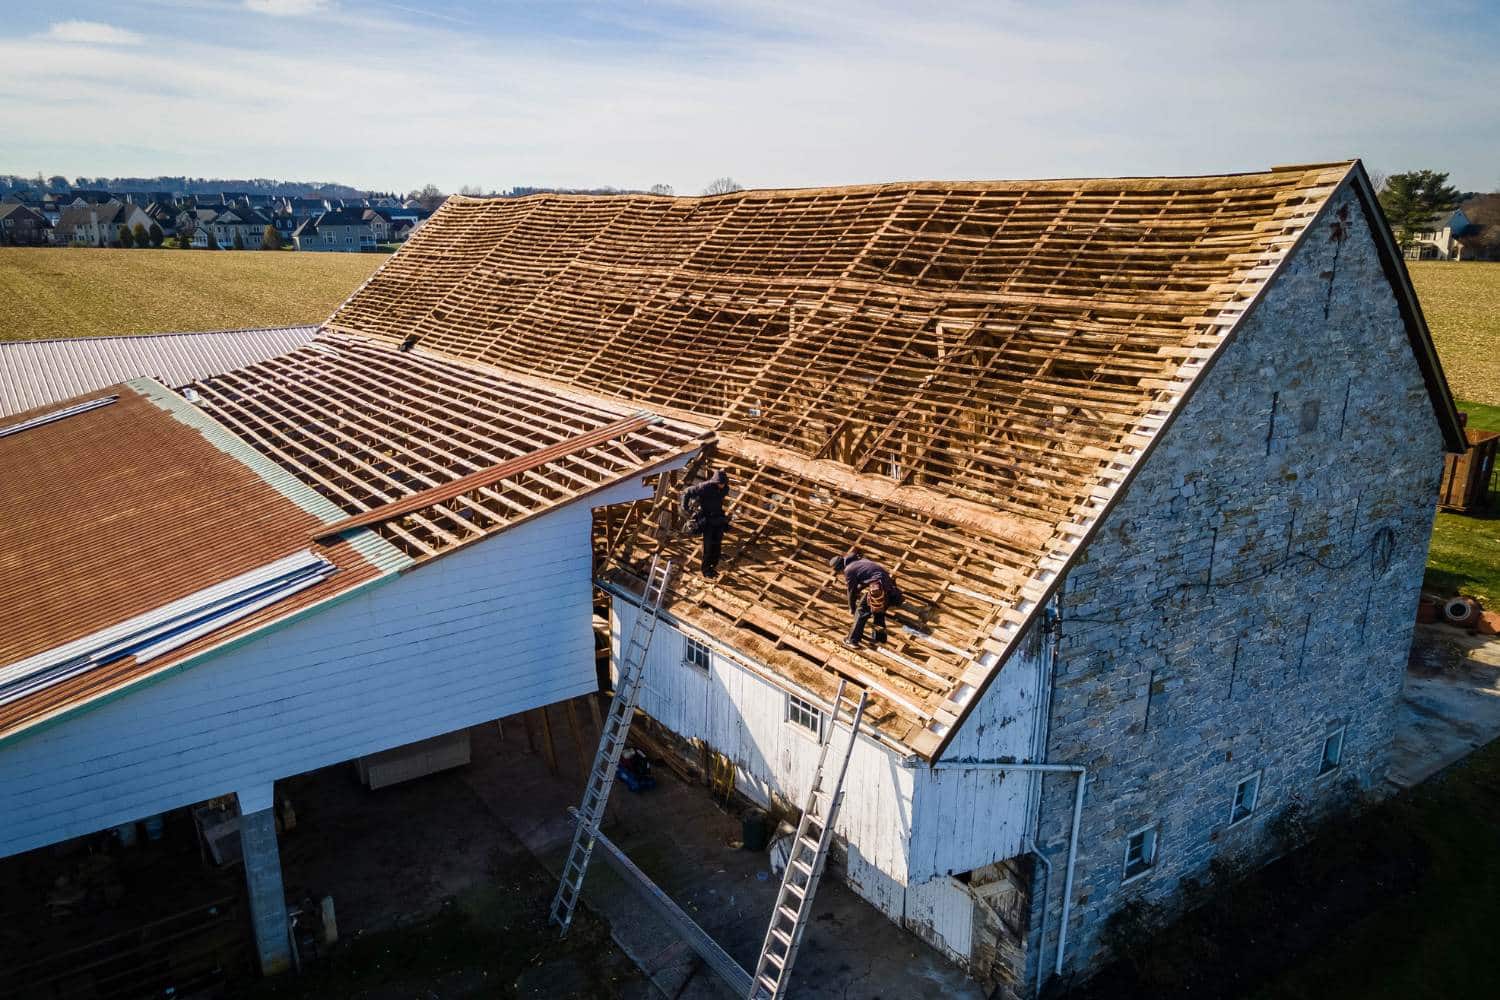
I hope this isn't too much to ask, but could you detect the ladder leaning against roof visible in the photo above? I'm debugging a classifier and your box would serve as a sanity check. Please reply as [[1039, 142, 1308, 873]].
[[749, 680, 869, 1000], [549, 554, 673, 936]]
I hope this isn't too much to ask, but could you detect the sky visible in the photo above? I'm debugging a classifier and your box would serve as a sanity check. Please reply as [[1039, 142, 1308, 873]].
[[1, 1, 1496, 194]]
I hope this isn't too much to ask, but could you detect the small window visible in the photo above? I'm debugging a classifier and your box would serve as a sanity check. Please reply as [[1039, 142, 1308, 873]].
[[1123, 825, 1157, 882], [1319, 727, 1345, 776], [1229, 772, 1261, 826], [787, 694, 822, 738], [683, 635, 711, 672]]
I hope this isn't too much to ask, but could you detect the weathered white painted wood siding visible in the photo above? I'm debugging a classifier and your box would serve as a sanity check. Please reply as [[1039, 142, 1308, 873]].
[[0, 485, 642, 860], [907, 634, 1045, 882], [614, 598, 915, 915], [906, 876, 976, 962]]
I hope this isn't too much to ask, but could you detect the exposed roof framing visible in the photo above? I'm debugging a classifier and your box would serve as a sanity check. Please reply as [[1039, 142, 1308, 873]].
[[321, 161, 1442, 756], [188, 333, 708, 563]]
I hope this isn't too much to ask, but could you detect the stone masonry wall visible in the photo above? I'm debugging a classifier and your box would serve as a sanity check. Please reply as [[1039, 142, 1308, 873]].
[[1020, 183, 1447, 991]]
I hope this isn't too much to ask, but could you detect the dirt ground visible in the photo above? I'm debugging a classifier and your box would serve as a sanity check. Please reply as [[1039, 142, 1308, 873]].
[[231, 733, 651, 999]]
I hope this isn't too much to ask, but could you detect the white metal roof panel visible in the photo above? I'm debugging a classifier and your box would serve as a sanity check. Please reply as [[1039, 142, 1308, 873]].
[[0, 326, 319, 418]]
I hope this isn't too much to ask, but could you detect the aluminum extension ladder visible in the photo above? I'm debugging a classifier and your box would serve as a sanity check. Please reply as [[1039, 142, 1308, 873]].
[[749, 681, 869, 999], [549, 555, 673, 935]]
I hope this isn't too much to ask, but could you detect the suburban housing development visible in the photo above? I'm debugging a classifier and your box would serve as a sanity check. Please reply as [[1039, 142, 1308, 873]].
[[0, 159, 1463, 996]]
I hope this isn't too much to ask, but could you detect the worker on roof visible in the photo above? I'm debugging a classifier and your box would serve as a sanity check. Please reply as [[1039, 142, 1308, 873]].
[[831, 549, 903, 648], [681, 469, 731, 578]]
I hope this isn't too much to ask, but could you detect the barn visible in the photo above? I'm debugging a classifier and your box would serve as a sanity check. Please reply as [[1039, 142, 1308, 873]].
[[0, 345, 705, 975], [1, 159, 1463, 995], [313, 159, 1464, 994]]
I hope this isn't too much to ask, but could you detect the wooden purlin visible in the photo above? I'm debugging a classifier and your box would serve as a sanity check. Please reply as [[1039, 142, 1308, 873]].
[[327, 164, 1352, 751], [312, 413, 653, 541], [189, 335, 704, 562]]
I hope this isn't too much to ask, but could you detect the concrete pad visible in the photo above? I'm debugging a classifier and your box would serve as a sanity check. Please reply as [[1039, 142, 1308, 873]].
[[462, 718, 985, 1000], [1391, 624, 1500, 788]]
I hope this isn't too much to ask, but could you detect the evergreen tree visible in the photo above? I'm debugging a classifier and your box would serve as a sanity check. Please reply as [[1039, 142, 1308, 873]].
[[1378, 170, 1462, 250], [132, 222, 150, 248], [233, 229, 245, 250], [205, 229, 219, 250], [148, 222, 164, 247], [117, 224, 132, 248]]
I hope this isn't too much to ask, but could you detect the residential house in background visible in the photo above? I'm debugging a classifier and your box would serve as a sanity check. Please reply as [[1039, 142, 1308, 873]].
[[1455, 194, 1500, 261], [0, 203, 52, 246], [362, 208, 392, 243], [1404, 207, 1470, 260], [292, 208, 374, 252], [54, 202, 156, 247], [194, 206, 273, 249]]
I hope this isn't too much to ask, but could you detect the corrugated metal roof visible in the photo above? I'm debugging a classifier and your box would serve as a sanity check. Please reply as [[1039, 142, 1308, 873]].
[[0, 326, 319, 418], [0, 379, 408, 742]]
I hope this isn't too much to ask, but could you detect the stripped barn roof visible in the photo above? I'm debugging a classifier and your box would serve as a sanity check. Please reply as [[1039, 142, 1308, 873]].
[[186, 333, 709, 563], [0, 326, 318, 418], [0, 379, 406, 741], [319, 160, 1462, 757]]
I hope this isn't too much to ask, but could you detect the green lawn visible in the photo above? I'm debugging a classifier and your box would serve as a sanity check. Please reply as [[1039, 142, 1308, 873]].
[[1424, 398, 1500, 606], [0, 247, 380, 340]]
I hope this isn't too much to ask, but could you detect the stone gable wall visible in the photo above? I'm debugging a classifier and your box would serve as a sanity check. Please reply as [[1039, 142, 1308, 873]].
[[1021, 182, 1446, 990]]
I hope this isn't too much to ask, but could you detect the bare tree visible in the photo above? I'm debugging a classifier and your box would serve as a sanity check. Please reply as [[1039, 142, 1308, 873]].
[[702, 177, 744, 195], [458, 184, 486, 197], [1366, 169, 1387, 195], [648, 183, 675, 196]]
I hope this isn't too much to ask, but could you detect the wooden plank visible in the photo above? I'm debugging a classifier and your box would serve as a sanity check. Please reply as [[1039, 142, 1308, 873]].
[[313, 414, 653, 540]]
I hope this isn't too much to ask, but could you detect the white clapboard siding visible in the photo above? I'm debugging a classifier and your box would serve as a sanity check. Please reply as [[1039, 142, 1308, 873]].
[[615, 599, 916, 909], [0, 479, 654, 860], [906, 634, 1045, 883]]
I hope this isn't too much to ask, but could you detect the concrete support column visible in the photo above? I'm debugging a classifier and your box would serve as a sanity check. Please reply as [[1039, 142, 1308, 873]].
[[236, 786, 290, 976]]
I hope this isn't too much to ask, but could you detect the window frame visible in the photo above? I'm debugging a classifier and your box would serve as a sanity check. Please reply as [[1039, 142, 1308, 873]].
[[1122, 824, 1158, 883], [683, 634, 711, 673], [1318, 726, 1346, 777], [786, 693, 823, 740], [1228, 770, 1262, 827]]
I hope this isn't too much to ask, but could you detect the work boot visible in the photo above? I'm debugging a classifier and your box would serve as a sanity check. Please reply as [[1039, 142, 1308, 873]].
[[842, 637, 861, 650], [703, 564, 718, 579], [873, 629, 888, 645]]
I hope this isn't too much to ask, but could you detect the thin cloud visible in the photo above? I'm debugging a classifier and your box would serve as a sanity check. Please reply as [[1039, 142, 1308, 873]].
[[244, 0, 332, 15], [4, 1, 1496, 193], [45, 20, 144, 45]]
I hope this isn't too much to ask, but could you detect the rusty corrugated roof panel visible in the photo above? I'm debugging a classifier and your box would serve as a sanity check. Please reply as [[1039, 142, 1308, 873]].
[[0, 326, 318, 418], [0, 378, 408, 742]]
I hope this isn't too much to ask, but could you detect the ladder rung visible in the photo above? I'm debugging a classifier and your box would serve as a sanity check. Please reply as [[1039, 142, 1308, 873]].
[[772, 928, 792, 947], [784, 882, 804, 899], [800, 836, 820, 851], [764, 950, 784, 969], [792, 860, 812, 876], [778, 904, 799, 922], [757, 974, 780, 991]]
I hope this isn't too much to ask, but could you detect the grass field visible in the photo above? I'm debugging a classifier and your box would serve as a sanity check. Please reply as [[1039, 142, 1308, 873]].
[[1408, 262, 1500, 407], [0, 247, 381, 340]]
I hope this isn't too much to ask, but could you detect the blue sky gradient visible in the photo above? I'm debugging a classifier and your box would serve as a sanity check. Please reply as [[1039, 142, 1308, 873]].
[[2, 1, 1496, 193]]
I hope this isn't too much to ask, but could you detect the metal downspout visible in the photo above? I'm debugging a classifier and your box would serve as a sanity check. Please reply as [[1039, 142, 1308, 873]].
[[923, 759, 1087, 986]]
